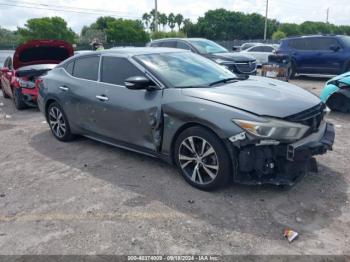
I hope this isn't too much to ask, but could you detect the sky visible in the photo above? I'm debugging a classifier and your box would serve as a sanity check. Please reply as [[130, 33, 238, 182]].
[[0, 0, 349, 33]]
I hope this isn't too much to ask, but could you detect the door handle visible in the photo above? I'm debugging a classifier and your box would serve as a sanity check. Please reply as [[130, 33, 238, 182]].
[[96, 95, 109, 101], [59, 86, 69, 91]]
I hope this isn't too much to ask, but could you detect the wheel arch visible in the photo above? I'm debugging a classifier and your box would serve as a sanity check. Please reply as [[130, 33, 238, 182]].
[[169, 122, 228, 165], [44, 98, 58, 121]]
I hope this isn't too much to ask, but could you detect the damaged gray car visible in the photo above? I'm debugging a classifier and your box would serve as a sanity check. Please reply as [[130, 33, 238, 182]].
[[37, 48, 335, 190]]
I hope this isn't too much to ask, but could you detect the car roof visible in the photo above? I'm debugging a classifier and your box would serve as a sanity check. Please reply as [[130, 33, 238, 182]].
[[151, 38, 209, 43], [282, 35, 341, 41], [76, 47, 188, 57]]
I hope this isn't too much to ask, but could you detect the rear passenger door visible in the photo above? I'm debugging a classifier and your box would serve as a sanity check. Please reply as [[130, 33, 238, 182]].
[[95, 55, 163, 152], [60, 55, 103, 134], [289, 38, 318, 73]]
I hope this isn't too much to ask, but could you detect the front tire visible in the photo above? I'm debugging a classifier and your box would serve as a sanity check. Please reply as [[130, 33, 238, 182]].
[[47, 102, 75, 142], [13, 88, 27, 110], [289, 60, 296, 79], [174, 126, 232, 191]]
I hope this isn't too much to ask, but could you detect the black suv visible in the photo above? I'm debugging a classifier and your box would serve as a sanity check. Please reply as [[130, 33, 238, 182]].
[[148, 38, 257, 77], [278, 35, 350, 77]]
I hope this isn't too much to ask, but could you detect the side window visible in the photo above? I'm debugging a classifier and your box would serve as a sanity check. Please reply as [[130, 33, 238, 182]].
[[150, 42, 161, 47], [177, 41, 191, 50], [101, 56, 144, 86], [73, 56, 99, 81], [289, 39, 307, 50], [160, 41, 176, 48], [250, 46, 264, 52], [64, 60, 74, 75], [8, 58, 13, 70], [263, 46, 274, 52]]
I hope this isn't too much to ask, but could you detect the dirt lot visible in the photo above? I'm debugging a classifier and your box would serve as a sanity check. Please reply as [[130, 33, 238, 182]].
[[0, 76, 349, 255]]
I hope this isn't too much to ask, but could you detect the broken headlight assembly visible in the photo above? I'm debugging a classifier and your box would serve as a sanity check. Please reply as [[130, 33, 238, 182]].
[[17, 78, 35, 89], [233, 118, 310, 142]]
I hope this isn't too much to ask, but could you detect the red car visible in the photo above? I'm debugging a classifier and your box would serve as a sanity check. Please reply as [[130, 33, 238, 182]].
[[0, 40, 73, 110]]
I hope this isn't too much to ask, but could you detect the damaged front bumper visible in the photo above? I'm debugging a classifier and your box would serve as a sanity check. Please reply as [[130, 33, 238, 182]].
[[231, 122, 335, 186]]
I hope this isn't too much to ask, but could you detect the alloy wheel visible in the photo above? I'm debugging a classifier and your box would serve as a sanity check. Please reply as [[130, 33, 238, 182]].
[[48, 106, 67, 138], [178, 136, 219, 185]]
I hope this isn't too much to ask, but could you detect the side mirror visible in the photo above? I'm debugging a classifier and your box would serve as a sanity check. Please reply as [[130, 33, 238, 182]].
[[125, 76, 157, 91], [330, 45, 340, 52]]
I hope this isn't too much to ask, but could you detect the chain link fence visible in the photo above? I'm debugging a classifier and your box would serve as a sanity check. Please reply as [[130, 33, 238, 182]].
[[0, 39, 281, 51]]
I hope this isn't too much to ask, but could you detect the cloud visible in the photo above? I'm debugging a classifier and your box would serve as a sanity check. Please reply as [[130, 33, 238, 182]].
[[0, 0, 349, 34]]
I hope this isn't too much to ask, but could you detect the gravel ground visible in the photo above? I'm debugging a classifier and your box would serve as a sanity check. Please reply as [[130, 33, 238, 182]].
[[0, 76, 349, 255]]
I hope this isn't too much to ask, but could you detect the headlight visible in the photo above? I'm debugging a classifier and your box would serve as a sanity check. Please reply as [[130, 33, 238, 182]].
[[17, 78, 35, 89], [233, 118, 309, 141], [213, 58, 231, 64]]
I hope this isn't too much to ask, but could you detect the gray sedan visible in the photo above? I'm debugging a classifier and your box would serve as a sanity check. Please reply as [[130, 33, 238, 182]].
[[37, 48, 334, 190]]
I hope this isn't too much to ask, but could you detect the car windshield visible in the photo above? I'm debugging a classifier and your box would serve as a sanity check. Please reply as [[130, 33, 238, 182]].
[[135, 52, 237, 88], [187, 39, 228, 54]]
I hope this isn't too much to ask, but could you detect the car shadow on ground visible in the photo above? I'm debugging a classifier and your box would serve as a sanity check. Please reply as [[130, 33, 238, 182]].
[[30, 130, 348, 241]]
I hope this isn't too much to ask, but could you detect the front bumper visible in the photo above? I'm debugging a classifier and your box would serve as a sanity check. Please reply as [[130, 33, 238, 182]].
[[233, 122, 335, 186]]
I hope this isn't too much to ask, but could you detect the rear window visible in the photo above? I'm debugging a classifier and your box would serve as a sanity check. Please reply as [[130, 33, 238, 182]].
[[73, 56, 99, 81], [19, 47, 71, 63]]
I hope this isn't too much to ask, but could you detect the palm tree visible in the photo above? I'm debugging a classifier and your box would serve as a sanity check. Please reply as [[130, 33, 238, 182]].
[[159, 13, 168, 31], [142, 13, 151, 30], [175, 14, 184, 31], [168, 13, 176, 31]]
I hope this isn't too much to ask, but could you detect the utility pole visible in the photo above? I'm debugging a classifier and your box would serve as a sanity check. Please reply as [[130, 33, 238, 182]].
[[154, 0, 158, 32], [263, 0, 269, 41], [326, 8, 329, 23]]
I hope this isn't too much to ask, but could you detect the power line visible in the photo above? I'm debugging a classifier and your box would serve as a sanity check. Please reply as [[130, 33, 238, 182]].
[[4, 0, 138, 16], [0, 2, 142, 19]]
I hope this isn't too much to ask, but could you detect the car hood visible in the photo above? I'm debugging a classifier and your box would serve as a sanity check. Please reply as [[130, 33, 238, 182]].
[[182, 76, 321, 118], [205, 52, 256, 62], [13, 40, 74, 69]]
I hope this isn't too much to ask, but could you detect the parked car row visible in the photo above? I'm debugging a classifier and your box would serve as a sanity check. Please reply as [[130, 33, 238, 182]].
[[0, 38, 337, 191], [148, 38, 257, 77]]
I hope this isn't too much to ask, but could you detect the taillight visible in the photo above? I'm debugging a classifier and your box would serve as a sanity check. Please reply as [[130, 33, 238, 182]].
[[36, 78, 44, 89]]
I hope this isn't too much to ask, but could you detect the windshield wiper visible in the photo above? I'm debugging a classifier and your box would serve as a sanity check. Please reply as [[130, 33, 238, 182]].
[[208, 77, 240, 86]]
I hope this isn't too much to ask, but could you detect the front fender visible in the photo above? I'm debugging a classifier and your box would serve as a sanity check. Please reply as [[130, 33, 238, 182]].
[[320, 84, 339, 102]]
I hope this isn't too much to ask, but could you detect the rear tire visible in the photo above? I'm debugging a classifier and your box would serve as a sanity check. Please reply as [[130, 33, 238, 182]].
[[47, 102, 75, 142], [13, 88, 27, 110], [174, 126, 232, 191]]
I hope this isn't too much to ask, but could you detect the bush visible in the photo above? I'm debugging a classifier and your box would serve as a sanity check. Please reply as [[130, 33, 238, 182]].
[[150, 31, 186, 40], [272, 30, 287, 40]]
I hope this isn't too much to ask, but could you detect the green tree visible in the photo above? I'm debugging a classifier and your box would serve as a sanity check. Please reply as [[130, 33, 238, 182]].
[[159, 13, 168, 31], [279, 23, 300, 36], [272, 30, 286, 40], [142, 12, 151, 30], [17, 17, 76, 43], [0, 27, 20, 46], [168, 13, 176, 31], [175, 14, 184, 30], [105, 18, 150, 44], [80, 26, 106, 44]]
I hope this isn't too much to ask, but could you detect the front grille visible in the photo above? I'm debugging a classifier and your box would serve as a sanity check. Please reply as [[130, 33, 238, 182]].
[[285, 103, 326, 135], [228, 61, 256, 74]]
